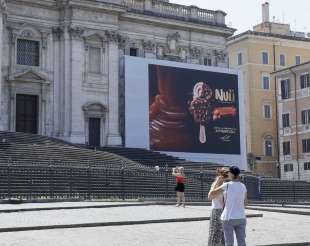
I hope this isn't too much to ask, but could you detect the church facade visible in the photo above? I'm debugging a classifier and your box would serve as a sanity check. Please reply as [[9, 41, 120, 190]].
[[0, 0, 234, 146]]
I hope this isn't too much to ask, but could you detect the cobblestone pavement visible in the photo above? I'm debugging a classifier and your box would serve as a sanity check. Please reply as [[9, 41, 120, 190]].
[[0, 203, 309, 246]]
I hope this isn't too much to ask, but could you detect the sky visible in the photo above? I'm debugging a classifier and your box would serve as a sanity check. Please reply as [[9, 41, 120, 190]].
[[170, 0, 310, 34]]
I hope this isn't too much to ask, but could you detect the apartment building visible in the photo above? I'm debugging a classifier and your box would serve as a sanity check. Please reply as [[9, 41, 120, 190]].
[[227, 2, 310, 177], [272, 62, 310, 181]]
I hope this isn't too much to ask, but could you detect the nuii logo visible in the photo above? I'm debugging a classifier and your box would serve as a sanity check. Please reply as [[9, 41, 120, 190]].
[[215, 89, 235, 102]]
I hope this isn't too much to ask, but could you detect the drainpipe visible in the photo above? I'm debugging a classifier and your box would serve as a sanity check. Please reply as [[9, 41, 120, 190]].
[[289, 68, 301, 180], [273, 43, 281, 178]]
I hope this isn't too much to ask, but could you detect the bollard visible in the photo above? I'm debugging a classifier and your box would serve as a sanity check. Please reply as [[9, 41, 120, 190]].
[[200, 171, 204, 201], [121, 165, 125, 200], [165, 164, 169, 199], [7, 162, 11, 199]]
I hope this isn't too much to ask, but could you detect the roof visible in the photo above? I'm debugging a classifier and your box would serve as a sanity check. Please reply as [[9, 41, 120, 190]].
[[271, 61, 310, 75], [228, 30, 310, 43]]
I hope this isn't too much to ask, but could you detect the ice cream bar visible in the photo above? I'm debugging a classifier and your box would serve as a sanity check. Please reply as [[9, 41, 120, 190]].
[[189, 82, 213, 144]]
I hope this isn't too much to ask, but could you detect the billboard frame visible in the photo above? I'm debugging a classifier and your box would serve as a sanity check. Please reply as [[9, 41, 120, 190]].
[[125, 56, 247, 170]]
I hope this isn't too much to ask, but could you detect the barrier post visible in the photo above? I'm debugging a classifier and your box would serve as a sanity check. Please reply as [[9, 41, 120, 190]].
[[121, 164, 125, 200], [49, 163, 54, 199], [87, 163, 91, 200], [200, 171, 204, 201], [69, 167, 73, 198], [165, 164, 169, 199], [7, 162, 11, 199]]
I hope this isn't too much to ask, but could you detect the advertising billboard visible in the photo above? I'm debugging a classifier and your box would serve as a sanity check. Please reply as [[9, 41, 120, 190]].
[[125, 56, 246, 169]]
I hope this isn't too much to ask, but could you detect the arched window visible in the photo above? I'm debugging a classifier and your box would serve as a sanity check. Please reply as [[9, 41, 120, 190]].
[[264, 136, 273, 156]]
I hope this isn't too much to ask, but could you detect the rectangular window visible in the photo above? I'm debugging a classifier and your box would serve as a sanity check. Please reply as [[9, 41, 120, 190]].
[[301, 109, 310, 125], [280, 54, 286, 66], [237, 53, 242, 65], [300, 74, 310, 89], [296, 56, 301, 65], [264, 105, 272, 119], [283, 141, 291, 155], [262, 75, 270, 90], [302, 138, 310, 153], [284, 164, 294, 172], [262, 52, 269, 64], [281, 79, 290, 99], [17, 39, 40, 66], [282, 113, 290, 128], [130, 48, 138, 57], [304, 162, 310, 170], [88, 47, 101, 73], [204, 57, 212, 66]]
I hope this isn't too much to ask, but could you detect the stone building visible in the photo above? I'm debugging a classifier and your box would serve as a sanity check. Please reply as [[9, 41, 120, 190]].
[[272, 62, 310, 182], [0, 0, 234, 146], [226, 2, 310, 177]]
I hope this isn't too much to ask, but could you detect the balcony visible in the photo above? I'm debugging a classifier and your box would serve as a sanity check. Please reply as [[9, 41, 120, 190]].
[[122, 0, 227, 27]]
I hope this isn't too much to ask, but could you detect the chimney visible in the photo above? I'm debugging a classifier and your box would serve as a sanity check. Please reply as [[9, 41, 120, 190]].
[[262, 2, 270, 23]]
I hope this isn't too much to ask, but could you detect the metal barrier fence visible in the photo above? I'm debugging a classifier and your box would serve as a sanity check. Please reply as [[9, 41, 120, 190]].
[[0, 162, 309, 202]]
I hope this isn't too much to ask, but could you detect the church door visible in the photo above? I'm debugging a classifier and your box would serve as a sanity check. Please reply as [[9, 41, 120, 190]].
[[89, 118, 101, 147], [16, 94, 38, 134]]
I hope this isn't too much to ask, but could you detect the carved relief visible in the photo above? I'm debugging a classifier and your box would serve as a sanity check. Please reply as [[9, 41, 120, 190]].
[[167, 32, 180, 53], [213, 49, 227, 63], [8, 27, 18, 45], [179, 48, 187, 60], [190, 47, 202, 59], [157, 45, 164, 57], [105, 30, 120, 43], [40, 31, 50, 49], [69, 27, 84, 39], [118, 35, 129, 49], [21, 30, 34, 38], [52, 27, 63, 40], [142, 40, 156, 53], [0, 0, 7, 12]]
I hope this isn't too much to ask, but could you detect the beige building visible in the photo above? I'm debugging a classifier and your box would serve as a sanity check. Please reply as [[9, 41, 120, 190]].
[[227, 2, 310, 177], [273, 61, 310, 182]]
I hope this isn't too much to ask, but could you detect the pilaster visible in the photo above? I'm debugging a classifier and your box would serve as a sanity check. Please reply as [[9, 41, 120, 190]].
[[106, 30, 122, 146], [0, 0, 6, 130], [69, 26, 85, 143]]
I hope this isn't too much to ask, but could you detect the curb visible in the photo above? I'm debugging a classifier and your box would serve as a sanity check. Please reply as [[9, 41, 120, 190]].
[[0, 203, 156, 213], [259, 243, 310, 246], [249, 204, 310, 209], [0, 214, 262, 233], [0, 202, 212, 214], [247, 207, 310, 216]]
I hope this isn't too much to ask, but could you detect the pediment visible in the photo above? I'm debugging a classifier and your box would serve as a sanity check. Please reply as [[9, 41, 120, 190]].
[[82, 102, 108, 118], [83, 102, 108, 113], [13, 70, 49, 83], [83, 31, 106, 42]]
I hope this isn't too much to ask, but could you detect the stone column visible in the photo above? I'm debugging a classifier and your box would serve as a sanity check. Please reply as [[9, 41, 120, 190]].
[[63, 25, 71, 138], [106, 31, 122, 146], [0, 0, 6, 131], [69, 27, 85, 143], [52, 27, 62, 137]]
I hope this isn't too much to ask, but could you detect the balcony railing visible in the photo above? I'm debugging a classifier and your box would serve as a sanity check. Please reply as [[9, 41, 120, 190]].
[[123, 0, 226, 26]]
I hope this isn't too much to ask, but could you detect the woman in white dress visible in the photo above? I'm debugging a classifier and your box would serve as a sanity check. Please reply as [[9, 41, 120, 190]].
[[207, 167, 229, 246]]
